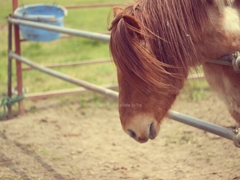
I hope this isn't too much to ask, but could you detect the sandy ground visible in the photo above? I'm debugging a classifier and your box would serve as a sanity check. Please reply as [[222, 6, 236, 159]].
[[0, 91, 240, 180]]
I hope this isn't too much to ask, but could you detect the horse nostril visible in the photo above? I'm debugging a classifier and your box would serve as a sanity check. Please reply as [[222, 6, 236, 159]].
[[127, 129, 137, 139], [149, 122, 156, 139]]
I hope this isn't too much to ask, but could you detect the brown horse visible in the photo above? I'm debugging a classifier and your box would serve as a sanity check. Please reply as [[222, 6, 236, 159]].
[[109, 0, 240, 143]]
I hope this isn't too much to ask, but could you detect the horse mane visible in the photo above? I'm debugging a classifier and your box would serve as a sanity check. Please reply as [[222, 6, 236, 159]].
[[109, 0, 233, 95]]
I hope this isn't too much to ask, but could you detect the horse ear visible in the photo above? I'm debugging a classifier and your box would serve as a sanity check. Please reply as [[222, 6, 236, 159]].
[[113, 7, 123, 17], [122, 14, 141, 30]]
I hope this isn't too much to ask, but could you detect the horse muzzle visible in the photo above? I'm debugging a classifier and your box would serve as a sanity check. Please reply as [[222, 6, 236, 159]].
[[122, 114, 160, 143]]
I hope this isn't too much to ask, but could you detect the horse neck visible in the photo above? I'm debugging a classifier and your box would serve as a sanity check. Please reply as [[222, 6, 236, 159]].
[[195, 4, 240, 62]]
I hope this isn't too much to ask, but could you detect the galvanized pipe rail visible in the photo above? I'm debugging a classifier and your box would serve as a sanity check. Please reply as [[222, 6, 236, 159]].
[[65, 3, 123, 9], [8, 52, 240, 148], [10, 52, 118, 99], [8, 17, 110, 42], [168, 111, 240, 146]]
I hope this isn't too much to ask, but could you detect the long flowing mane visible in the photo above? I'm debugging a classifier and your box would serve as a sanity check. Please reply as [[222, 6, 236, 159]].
[[109, 0, 233, 95]]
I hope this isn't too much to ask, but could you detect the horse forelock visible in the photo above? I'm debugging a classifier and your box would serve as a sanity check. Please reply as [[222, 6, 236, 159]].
[[109, 7, 175, 95], [109, 0, 232, 95]]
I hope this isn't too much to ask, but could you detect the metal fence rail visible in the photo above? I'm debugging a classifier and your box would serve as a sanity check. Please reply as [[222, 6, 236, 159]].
[[168, 111, 237, 141], [8, 17, 110, 42], [9, 52, 118, 99]]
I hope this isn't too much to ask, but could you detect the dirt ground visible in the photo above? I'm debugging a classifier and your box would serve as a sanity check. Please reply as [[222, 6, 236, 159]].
[[0, 91, 240, 180]]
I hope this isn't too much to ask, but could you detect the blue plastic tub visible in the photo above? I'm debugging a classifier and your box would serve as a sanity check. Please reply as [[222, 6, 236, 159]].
[[14, 4, 67, 42]]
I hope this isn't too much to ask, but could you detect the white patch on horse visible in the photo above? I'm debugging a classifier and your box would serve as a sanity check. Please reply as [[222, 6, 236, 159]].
[[223, 7, 240, 32]]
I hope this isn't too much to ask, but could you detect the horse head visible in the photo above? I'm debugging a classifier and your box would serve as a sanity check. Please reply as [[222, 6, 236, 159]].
[[109, 0, 240, 143]]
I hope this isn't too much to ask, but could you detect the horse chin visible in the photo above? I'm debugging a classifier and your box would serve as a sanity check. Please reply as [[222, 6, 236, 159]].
[[121, 113, 160, 143]]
